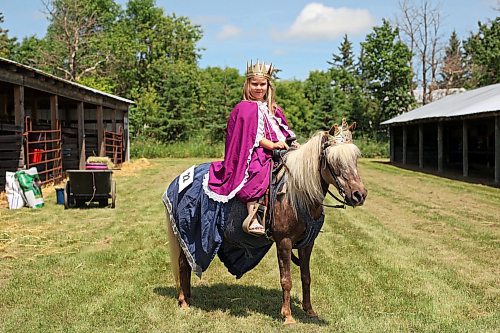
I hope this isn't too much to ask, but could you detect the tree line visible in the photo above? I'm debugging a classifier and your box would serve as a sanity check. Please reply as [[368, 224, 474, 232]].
[[0, 0, 498, 143]]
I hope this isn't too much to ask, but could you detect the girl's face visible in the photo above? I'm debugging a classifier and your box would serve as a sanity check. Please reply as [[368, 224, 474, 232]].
[[248, 76, 268, 101]]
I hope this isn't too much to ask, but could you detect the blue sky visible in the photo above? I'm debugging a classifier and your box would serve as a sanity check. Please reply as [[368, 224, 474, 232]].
[[1, 0, 498, 80]]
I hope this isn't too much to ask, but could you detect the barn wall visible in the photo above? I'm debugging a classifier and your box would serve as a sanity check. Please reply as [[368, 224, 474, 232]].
[[389, 114, 499, 186]]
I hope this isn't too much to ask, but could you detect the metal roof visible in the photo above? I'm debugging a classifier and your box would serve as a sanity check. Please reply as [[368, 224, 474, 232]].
[[0, 56, 134, 105], [381, 83, 500, 125]]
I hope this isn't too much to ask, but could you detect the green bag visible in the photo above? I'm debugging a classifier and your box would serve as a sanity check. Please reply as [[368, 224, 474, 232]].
[[16, 168, 44, 209]]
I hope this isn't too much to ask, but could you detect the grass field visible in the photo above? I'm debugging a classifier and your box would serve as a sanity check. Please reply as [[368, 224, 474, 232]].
[[0, 158, 499, 332]]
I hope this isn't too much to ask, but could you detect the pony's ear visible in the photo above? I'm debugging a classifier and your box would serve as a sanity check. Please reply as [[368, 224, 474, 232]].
[[348, 122, 357, 132], [328, 124, 339, 136]]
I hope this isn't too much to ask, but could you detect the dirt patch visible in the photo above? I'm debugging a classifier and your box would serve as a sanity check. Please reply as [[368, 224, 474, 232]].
[[114, 158, 153, 177]]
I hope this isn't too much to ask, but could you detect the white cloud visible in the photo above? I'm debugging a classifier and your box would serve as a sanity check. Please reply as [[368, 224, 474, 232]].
[[217, 24, 242, 40], [281, 3, 376, 40]]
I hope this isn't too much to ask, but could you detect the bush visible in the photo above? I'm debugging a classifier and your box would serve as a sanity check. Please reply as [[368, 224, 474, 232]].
[[131, 137, 224, 159], [354, 136, 389, 158]]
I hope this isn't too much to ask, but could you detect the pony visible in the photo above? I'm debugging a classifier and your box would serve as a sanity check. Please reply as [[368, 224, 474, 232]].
[[164, 121, 367, 324]]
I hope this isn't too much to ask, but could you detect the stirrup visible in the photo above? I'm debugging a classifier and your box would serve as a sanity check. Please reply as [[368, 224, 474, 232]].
[[242, 204, 266, 236]]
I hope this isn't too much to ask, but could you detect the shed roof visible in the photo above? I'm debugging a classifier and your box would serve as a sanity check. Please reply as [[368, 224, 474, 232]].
[[381, 83, 500, 125], [0, 57, 134, 105]]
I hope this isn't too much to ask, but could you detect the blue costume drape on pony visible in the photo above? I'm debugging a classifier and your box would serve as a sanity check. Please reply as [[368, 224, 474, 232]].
[[163, 163, 325, 279]]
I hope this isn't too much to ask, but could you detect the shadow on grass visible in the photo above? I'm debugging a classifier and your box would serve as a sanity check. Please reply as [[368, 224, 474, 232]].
[[153, 284, 328, 325], [371, 160, 499, 188]]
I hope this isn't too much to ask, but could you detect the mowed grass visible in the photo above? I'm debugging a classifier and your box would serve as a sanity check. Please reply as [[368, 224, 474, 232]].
[[0, 158, 498, 332]]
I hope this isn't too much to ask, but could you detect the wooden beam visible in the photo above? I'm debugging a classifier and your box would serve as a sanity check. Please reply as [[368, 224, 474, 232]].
[[0, 67, 131, 110], [419, 124, 424, 169], [112, 109, 117, 132], [31, 98, 38, 124], [438, 122, 443, 173], [495, 116, 500, 184], [14, 85, 24, 127], [402, 125, 407, 165], [14, 85, 25, 168], [50, 94, 59, 130], [77, 101, 85, 168], [463, 120, 468, 177], [124, 110, 130, 162], [390, 127, 394, 163], [0, 93, 7, 117], [97, 105, 104, 156]]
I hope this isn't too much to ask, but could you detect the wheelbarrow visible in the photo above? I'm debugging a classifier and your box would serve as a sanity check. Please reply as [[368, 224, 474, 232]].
[[64, 170, 116, 208]]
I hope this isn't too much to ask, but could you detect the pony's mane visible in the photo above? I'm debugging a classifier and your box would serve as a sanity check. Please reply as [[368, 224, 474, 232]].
[[285, 131, 361, 213]]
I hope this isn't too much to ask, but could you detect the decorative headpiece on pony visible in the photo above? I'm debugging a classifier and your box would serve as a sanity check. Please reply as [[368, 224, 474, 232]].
[[328, 118, 356, 144], [246, 60, 274, 80]]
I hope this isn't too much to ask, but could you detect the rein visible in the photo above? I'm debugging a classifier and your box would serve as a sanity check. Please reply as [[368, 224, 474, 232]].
[[319, 139, 348, 209]]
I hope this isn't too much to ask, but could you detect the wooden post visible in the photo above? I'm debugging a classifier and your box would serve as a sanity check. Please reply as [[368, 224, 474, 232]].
[[402, 125, 407, 165], [14, 85, 25, 168], [0, 93, 7, 118], [390, 126, 394, 163], [438, 122, 443, 173], [50, 95, 59, 130], [112, 109, 117, 132], [495, 116, 500, 184], [77, 102, 85, 169], [463, 120, 468, 177], [419, 123, 424, 169], [124, 110, 130, 162], [97, 105, 104, 156]]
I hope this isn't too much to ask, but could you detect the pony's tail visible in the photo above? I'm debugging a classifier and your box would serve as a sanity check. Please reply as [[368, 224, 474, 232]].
[[166, 213, 180, 289]]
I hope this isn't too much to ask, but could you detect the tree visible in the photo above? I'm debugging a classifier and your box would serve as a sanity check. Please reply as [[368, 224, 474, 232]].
[[113, 0, 203, 142], [0, 13, 17, 58], [397, 0, 444, 104], [303, 70, 337, 130], [463, 17, 500, 88], [440, 30, 466, 90], [275, 80, 314, 136], [40, 0, 120, 81], [326, 35, 370, 132], [197, 67, 243, 142], [360, 19, 415, 135]]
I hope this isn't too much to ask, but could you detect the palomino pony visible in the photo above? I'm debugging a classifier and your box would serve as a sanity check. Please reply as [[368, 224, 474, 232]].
[[165, 121, 367, 324]]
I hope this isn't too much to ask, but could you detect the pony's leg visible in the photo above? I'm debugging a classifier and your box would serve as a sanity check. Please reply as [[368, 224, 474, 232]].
[[276, 237, 295, 325], [178, 250, 191, 308], [298, 244, 318, 318]]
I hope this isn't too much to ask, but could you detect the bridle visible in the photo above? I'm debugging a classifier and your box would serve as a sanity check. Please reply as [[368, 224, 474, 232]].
[[319, 137, 348, 209]]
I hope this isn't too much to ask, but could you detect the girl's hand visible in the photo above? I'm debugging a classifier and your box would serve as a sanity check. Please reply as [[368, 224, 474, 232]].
[[273, 141, 288, 150]]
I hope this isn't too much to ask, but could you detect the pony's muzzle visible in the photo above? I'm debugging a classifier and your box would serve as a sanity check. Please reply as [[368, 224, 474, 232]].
[[350, 189, 367, 206]]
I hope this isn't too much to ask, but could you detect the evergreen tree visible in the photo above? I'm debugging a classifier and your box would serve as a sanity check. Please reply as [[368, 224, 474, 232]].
[[275, 80, 314, 136], [440, 30, 466, 90], [463, 17, 500, 88], [360, 19, 415, 136], [0, 13, 17, 58], [197, 67, 243, 142]]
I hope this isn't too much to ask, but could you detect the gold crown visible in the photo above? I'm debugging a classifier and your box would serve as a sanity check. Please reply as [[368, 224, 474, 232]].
[[246, 60, 273, 80]]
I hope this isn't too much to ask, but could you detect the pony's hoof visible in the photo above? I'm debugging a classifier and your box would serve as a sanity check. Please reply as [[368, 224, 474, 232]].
[[178, 300, 190, 309], [284, 316, 296, 325], [305, 309, 318, 318]]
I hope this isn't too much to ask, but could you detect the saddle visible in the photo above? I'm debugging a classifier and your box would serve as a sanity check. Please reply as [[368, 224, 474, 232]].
[[250, 148, 290, 236]]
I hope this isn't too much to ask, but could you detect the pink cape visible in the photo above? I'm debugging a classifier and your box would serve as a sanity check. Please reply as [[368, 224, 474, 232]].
[[203, 101, 295, 203]]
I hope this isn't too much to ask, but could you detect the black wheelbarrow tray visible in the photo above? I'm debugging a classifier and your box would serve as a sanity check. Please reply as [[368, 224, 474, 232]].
[[64, 170, 116, 208]]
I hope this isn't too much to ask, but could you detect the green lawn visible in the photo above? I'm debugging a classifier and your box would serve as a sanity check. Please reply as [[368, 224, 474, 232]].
[[1, 158, 498, 332]]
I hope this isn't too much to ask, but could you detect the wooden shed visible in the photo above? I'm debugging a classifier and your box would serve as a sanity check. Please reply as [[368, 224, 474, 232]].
[[381, 83, 500, 186], [0, 57, 133, 190]]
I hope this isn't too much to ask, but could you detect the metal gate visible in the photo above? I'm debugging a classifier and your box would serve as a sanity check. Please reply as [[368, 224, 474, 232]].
[[24, 117, 63, 185]]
